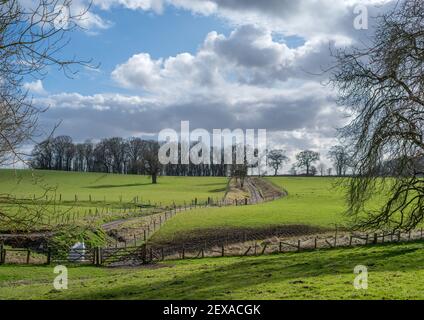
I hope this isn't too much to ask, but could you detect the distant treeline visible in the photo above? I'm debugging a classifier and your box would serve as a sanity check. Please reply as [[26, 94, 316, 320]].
[[30, 136, 232, 177]]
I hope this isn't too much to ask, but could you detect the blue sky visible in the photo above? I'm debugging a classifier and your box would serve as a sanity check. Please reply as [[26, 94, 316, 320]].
[[25, 0, 394, 165], [42, 7, 232, 95]]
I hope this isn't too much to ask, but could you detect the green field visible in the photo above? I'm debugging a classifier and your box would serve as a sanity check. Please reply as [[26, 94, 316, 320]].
[[0, 169, 228, 205], [151, 177, 348, 244], [0, 170, 228, 231], [1, 241, 423, 299]]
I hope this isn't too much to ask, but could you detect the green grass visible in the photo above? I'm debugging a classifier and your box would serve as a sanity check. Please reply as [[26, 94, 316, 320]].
[[0, 169, 228, 230], [152, 177, 347, 243], [0, 169, 228, 206], [1, 242, 424, 299]]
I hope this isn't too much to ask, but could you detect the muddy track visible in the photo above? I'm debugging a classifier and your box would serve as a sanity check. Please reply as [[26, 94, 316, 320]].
[[244, 178, 264, 203]]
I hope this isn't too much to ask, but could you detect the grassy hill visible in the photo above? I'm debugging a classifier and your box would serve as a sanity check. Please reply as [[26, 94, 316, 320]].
[[151, 177, 348, 245], [1, 241, 423, 299]]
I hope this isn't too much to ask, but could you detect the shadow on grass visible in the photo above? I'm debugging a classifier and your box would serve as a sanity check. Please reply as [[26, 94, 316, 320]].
[[208, 188, 227, 193], [85, 183, 152, 189], [57, 242, 424, 300]]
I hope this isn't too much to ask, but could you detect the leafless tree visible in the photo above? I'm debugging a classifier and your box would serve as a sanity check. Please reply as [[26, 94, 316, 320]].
[[331, 0, 424, 231], [328, 145, 351, 176], [141, 140, 161, 184], [0, 0, 93, 231], [317, 163, 326, 176], [267, 149, 288, 176], [0, 0, 92, 165], [296, 150, 320, 176]]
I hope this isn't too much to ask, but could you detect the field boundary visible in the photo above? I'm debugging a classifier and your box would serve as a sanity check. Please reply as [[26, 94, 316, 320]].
[[2, 229, 423, 266]]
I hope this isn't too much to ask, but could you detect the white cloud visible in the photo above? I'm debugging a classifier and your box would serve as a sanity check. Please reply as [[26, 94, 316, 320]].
[[23, 80, 47, 95]]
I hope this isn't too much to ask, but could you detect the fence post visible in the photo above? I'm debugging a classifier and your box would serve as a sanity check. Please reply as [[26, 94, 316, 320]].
[[46, 247, 51, 265], [26, 249, 31, 264], [96, 247, 102, 266], [161, 248, 164, 261], [221, 244, 225, 257], [365, 234, 369, 245], [0, 244, 3, 265], [373, 233, 378, 244], [297, 240, 301, 252], [315, 237, 318, 249], [182, 246, 185, 259], [349, 236, 353, 247], [279, 242, 282, 253], [398, 231, 401, 242]]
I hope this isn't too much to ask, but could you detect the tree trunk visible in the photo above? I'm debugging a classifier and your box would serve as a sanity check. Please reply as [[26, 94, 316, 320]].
[[152, 173, 157, 184]]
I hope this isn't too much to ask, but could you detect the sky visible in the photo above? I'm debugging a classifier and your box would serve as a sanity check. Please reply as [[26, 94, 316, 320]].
[[23, 0, 397, 170]]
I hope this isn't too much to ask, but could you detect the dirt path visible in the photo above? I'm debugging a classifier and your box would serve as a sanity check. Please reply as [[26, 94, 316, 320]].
[[244, 178, 264, 203]]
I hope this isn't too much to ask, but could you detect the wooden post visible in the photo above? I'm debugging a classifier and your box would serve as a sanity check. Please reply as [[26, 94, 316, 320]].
[[182, 246, 185, 259], [349, 236, 353, 246], [408, 231, 411, 240], [201, 248, 204, 258], [365, 234, 369, 245], [279, 242, 282, 253], [315, 237, 318, 249], [254, 242, 257, 255], [373, 233, 378, 244], [398, 231, 401, 242], [161, 248, 164, 261], [0, 244, 3, 265], [46, 247, 51, 265], [2, 249, 6, 264], [26, 249, 31, 264], [221, 244, 225, 257], [297, 240, 301, 252]]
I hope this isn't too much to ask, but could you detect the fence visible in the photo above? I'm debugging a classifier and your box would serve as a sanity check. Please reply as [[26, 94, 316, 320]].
[[2, 229, 424, 266]]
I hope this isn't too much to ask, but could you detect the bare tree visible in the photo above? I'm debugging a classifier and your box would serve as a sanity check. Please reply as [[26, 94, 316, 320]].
[[331, 0, 424, 231], [142, 141, 161, 184], [317, 163, 326, 176], [296, 150, 320, 176], [0, 0, 92, 165], [328, 145, 351, 176], [0, 1, 93, 231], [267, 149, 288, 176]]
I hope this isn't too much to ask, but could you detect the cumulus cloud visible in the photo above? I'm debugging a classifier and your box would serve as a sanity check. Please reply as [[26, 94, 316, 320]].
[[111, 25, 335, 95], [33, 0, 398, 167], [23, 80, 47, 95]]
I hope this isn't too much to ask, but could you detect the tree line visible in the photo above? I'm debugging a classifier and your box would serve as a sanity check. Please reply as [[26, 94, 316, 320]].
[[30, 135, 354, 180]]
